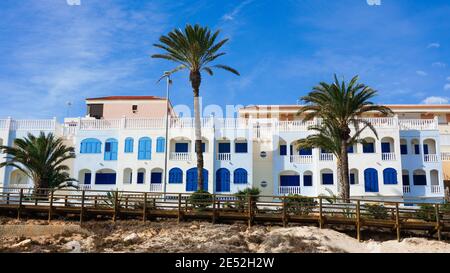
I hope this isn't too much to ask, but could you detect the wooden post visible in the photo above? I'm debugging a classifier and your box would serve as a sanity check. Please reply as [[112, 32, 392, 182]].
[[185, 198, 188, 213], [143, 193, 147, 222], [80, 190, 85, 225], [248, 195, 253, 228], [94, 195, 98, 208], [64, 195, 68, 207], [396, 203, 401, 242], [177, 193, 182, 223], [282, 196, 287, 228], [34, 193, 38, 206], [113, 190, 119, 222], [125, 196, 129, 209], [356, 200, 361, 242], [436, 204, 442, 241], [48, 190, 54, 222], [6, 192, 10, 205], [319, 197, 323, 229], [17, 188, 23, 220], [212, 195, 216, 224]]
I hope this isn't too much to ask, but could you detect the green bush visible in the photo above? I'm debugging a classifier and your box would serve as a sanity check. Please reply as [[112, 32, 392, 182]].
[[365, 204, 389, 220], [234, 187, 261, 211], [189, 190, 213, 209], [285, 195, 317, 215], [417, 204, 437, 222]]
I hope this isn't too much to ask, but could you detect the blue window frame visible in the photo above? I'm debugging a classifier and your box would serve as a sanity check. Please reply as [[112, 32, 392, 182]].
[[104, 138, 118, 161], [414, 144, 420, 155], [400, 144, 407, 155], [124, 137, 134, 153], [235, 142, 248, 153], [300, 148, 312, 155], [95, 173, 116, 185], [303, 174, 312, 186], [169, 168, 183, 184], [280, 145, 287, 156], [383, 168, 398, 184], [322, 173, 333, 185], [234, 168, 248, 184], [138, 137, 152, 160], [363, 143, 375, 153], [413, 174, 427, 186], [216, 168, 231, 192], [347, 146, 354, 153], [80, 138, 101, 154], [151, 172, 162, 184], [350, 173, 355, 185], [402, 174, 410, 186], [219, 143, 231, 153], [156, 137, 165, 153], [137, 172, 144, 184], [381, 142, 390, 153], [175, 143, 189, 153], [84, 173, 91, 185], [280, 175, 300, 187]]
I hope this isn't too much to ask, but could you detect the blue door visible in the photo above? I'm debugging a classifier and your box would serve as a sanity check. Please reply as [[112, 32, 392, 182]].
[[280, 175, 300, 186], [364, 168, 379, 192], [186, 168, 208, 191], [381, 142, 390, 153], [216, 169, 230, 192]]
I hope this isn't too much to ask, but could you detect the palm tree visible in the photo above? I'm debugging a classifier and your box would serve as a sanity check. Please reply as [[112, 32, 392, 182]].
[[296, 75, 393, 202], [0, 132, 76, 193], [152, 24, 240, 191]]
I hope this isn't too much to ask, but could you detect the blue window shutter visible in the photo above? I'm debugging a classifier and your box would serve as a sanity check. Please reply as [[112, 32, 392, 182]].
[[169, 168, 183, 184], [350, 173, 355, 185], [138, 138, 151, 160], [364, 168, 379, 192], [235, 143, 248, 153], [402, 175, 410, 185], [81, 138, 102, 154], [175, 143, 188, 153], [347, 146, 354, 153], [156, 137, 165, 153], [84, 173, 91, 185], [137, 172, 144, 184], [383, 168, 397, 184], [234, 169, 248, 184], [363, 143, 374, 153], [125, 138, 133, 153], [322, 173, 333, 185], [300, 148, 312, 155], [303, 175, 312, 186], [381, 142, 390, 153], [423, 144, 429, 155], [280, 175, 300, 186], [413, 174, 426, 185], [219, 143, 231, 153], [151, 172, 162, 184], [414, 144, 420, 155], [95, 173, 116, 185], [400, 144, 407, 155], [280, 145, 287, 156]]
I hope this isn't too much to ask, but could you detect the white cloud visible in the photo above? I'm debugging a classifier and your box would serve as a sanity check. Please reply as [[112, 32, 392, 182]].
[[427, 42, 440, 49], [222, 0, 254, 21], [416, 70, 427, 76], [422, 96, 449, 104], [445, 84, 450, 91], [432, 62, 447, 68]]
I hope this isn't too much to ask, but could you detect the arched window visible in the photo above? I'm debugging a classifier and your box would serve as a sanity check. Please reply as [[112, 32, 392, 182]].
[[169, 168, 183, 184], [124, 137, 134, 153], [156, 137, 165, 153], [138, 137, 152, 160], [80, 138, 101, 154], [104, 138, 118, 161], [383, 168, 398, 184], [234, 168, 248, 184]]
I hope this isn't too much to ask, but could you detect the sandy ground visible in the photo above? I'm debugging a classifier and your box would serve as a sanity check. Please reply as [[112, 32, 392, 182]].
[[0, 217, 449, 253]]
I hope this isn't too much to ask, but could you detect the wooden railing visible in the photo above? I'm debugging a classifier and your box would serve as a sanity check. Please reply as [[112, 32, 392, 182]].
[[1, 187, 449, 242]]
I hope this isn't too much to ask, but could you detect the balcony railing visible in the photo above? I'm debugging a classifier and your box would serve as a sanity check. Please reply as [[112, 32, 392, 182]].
[[431, 185, 441, 194], [441, 152, 450, 161], [290, 155, 313, 164], [403, 185, 411, 193], [217, 153, 231, 161], [398, 119, 438, 130], [149, 183, 162, 192], [319, 153, 333, 161], [170, 152, 192, 161], [424, 154, 439, 163], [381, 152, 396, 161], [278, 186, 301, 195]]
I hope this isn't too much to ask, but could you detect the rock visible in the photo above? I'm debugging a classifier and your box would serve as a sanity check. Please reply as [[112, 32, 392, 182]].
[[123, 233, 140, 243], [12, 239, 32, 248], [63, 240, 81, 253], [190, 224, 199, 230]]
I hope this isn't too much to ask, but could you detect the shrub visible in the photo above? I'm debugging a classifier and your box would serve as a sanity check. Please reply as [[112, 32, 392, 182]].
[[417, 204, 437, 222], [365, 204, 389, 220], [234, 187, 261, 212], [189, 190, 213, 209], [285, 195, 317, 215]]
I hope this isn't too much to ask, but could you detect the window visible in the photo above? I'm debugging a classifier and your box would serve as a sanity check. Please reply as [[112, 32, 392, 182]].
[[414, 144, 420, 155], [383, 168, 398, 184], [175, 143, 188, 153], [363, 143, 375, 153], [138, 137, 152, 160], [235, 142, 248, 153], [322, 173, 333, 185], [95, 173, 116, 185], [280, 175, 300, 186], [413, 172, 426, 185], [124, 138, 134, 153], [347, 146, 354, 154], [104, 138, 118, 161], [156, 137, 165, 153], [402, 174, 410, 186], [132, 105, 138, 113], [80, 138, 101, 154], [137, 172, 144, 184], [169, 168, 183, 184], [234, 169, 248, 184], [218, 143, 231, 153], [400, 144, 407, 155], [280, 145, 287, 156], [300, 148, 312, 155], [423, 144, 429, 155], [303, 174, 312, 186], [350, 173, 356, 185], [151, 172, 162, 184], [381, 142, 390, 153]]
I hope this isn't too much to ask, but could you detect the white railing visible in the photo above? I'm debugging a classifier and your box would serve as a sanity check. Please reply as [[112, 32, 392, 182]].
[[399, 119, 438, 131], [170, 152, 192, 161], [215, 118, 248, 129], [319, 153, 333, 161], [11, 119, 56, 131], [441, 152, 450, 161], [79, 119, 121, 130], [424, 154, 439, 163], [431, 185, 442, 194], [403, 185, 411, 193], [381, 152, 396, 161], [217, 153, 231, 161], [0, 119, 7, 129], [149, 183, 162, 192], [360, 118, 396, 128], [125, 118, 165, 129], [78, 184, 92, 190], [278, 186, 301, 195], [278, 120, 317, 132], [290, 155, 313, 164]]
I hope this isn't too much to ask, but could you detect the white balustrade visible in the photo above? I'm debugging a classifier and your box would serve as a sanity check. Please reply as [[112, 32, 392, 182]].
[[278, 186, 301, 195], [424, 154, 439, 162], [125, 118, 165, 129], [11, 119, 56, 130], [217, 153, 231, 161], [149, 183, 162, 192], [382, 153, 396, 161], [290, 155, 313, 164], [319, 153, 333, 161], [403, 185, 411, 193], [398, 119, 438, 130], [441, 152, 450, 161], [78, 184, 92, 190], [360, 118, 396, 128], [79, 119, 121, 130], [170, 152, 192, 161], [431, 185, 441, 194]]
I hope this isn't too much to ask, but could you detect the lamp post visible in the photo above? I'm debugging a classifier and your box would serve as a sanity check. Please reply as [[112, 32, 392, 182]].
[[159, 72, 172, 197]]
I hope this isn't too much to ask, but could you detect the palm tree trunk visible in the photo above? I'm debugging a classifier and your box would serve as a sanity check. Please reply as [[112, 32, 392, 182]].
[[190, 71, 204, 191], [339, 141, 350, 202]]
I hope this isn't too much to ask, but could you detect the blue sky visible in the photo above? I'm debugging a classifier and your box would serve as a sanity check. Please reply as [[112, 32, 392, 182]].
[[0, 0, 450, 119]]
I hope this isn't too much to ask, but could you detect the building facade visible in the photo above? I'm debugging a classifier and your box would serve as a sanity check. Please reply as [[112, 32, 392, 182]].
[[1, 97, 449, 203]]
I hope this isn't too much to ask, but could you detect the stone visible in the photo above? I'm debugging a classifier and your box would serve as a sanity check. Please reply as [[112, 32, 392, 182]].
[[63, 240, 81, 253], [12, 239, 32, 248], [123, 233, 140, 243]]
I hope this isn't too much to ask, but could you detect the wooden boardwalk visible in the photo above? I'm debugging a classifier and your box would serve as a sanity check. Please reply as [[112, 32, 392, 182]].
[[0, 187, 449, 242]]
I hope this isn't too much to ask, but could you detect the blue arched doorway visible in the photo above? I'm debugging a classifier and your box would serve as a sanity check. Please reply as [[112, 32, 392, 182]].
[[216, 168, 231, 192], [186, 168, 208, 192], [364, 168, 379, 192]]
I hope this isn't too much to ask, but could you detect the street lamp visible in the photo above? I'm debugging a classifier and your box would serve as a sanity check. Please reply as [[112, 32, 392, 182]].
[[158, 71, 172, 196]]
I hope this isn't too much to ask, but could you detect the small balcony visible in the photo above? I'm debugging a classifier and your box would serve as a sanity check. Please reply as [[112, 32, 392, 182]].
[[290, 155, 313, 164], [170, 152, 191, 161], [319, 153, 333, 161], [217, 153, 231, 161], [424, 154, 439, 163], [381, 152, 396, 161], [149, 183, 162, 193], [278, 186, 301, 195]]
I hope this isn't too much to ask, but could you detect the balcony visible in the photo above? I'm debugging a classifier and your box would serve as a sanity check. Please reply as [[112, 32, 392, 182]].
[[403, 185, 443, 195], [278, 186, 301, 195], [170, 152, 191, 161], [381, 152, 396, 161], [442, 152, 450, 161], [424, 154, 439, 163], [217, 153, 231, 161], [403, 185, 410, 194], [290, 155, 313, 164], [319, 153, 333, 161], [149, 183, 162, 193]]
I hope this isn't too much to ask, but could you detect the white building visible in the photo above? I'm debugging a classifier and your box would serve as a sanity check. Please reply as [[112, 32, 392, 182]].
[[0, 97, 448, 203]]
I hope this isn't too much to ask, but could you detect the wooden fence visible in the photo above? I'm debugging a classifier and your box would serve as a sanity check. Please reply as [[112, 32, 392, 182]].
[[0, 187, 449, 242]]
